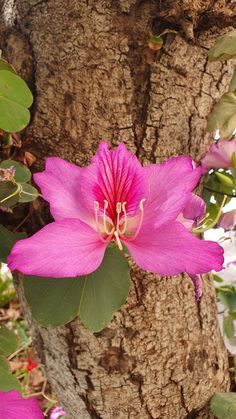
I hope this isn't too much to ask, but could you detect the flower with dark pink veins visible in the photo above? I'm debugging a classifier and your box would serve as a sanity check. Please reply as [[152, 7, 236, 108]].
[[8, 142, 224, 277], [0, 390, 43, 419], [201, 138, 236, 173]]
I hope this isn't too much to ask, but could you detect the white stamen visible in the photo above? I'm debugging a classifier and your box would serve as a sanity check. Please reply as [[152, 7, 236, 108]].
[[119, 202, 127, 235], [126, 198, 146, 241], [94, 201, 111, 242], [103, 200, 112, 235], [114, 230, 123, 251], [116, 202, 122, 231]]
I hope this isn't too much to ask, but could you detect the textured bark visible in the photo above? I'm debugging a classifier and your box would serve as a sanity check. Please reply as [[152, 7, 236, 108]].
[[0, 0, 235, 418]]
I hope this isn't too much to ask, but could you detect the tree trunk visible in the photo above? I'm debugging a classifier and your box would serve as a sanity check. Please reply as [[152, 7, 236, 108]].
[[0, 1, 235, 417]]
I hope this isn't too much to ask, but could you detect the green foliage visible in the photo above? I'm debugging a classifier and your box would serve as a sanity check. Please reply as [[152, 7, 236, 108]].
[[23, 247, 130, 332], [0, 181, 20, 207], [213, 274, 224, 283], [223, 315, 235, 339], [0, 325, 18, 356], [0, 356, 21, 392], [0, 160, 31, 183], [0, 160, 39, 209], [0, 225, 26, 264], [229, 66, 236, 92], [211, 393, 236, 419], [231, 152, 236, 169], [0, 267, 16, 307], [18, 184, 39, 203], [0, 70, 33, 133], [0, 59, 16, 73], [207, 93, 236, 139], [208, 29, 236, 61]]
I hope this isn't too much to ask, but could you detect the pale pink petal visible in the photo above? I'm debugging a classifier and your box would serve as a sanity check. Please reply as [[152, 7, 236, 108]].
[[80, 142, 149, 221], [143, 157, 201, 229], [218, 209, 236, 231], [34, 157, 90, 224], [201, 139, 236, 173], [8, 219, 107, 278], [124, 221, 224, 276], [0, 390, 43, 419]]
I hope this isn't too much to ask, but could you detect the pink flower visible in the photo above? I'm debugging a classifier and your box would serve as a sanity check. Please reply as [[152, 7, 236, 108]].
[[0, 390, 43, 419], [50, 406, 66, 419], [8, 142, 223, 277], [178, 194, 206, 231], [218, 209, 236, 231], [201, 138, 236, 173]]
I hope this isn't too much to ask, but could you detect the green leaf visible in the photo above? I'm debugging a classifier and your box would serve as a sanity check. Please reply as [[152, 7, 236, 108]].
[[23, 247, 130, 332], [229, 66, 236, 92], [211, 393, 236, 419], [207, 93, 236, 139], [0, 326, 18, 356], [0, 356, 21, 392], [215, 172, 235, 187], [0, 70, 33, 132], [0, 225, 26, 263], [0, 181, 20, 207], [208, 29, 236, 61], [19, 183, 39, 203], [0, 59, 16, 73], [217, 290, 236, 312], [231, 152, 236, 169], [223, 315, 235, 339], [213, 274, 223, 283], [0, 160, 31, 183]]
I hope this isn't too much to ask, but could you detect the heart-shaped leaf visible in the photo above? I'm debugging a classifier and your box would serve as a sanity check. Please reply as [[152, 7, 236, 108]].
[[0, 225, 26, 263], [0, 59, 16, 73], [229, 66, 236, 92], [0, 357, 21, 392], [0, 160, 31, 184], [208, 30, 236, 61], [0, 70, 33, 132], [0, 181, 20, 208], [19, 184, 39, 203], [211, 393, 236, 419], [0, 326, 18, 356], [207, 93, 236, 139], [23, 246, 130, 332]]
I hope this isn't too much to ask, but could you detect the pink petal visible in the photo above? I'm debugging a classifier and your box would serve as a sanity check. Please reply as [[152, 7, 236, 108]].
[[124, 221, 224, 276], [34, 157, 90, 224], [143, 157, 201, 229], [189, 274, 203, 302], [80, 142, 149, 221], [218, 209, 236, 231], [201, 139, 236, 173], [182, 194, 206, 222], [8, 219, 107, 278], [0, 390, 43, 419]]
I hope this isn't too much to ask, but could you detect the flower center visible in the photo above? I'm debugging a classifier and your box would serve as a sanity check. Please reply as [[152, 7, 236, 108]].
[[93, 198, 145, 249]]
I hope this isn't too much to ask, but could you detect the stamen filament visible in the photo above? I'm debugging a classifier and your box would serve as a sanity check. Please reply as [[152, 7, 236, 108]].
[[103, 200, 112, 235], [119, 202, 127, 235], [94, 201, 112, 242], [116, 202, 122, 232], [114, 230, 123, 251], [125, 198, 146, 241]]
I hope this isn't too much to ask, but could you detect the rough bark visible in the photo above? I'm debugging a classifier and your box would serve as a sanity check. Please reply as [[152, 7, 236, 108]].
[[0, 1, 235, 418]]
